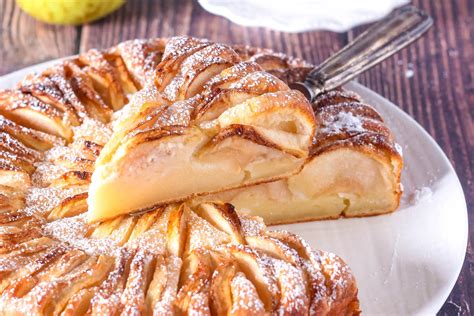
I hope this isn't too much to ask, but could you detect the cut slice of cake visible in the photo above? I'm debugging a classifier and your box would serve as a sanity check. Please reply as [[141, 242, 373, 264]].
[[193, 90, 403, 224], [87, 37, 316, 222]]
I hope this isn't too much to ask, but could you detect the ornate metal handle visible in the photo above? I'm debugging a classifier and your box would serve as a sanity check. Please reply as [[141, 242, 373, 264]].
[[291, 5, 433, 102]]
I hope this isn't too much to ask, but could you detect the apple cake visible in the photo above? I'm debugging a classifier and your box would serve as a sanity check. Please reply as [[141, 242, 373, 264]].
[[0, 35, 408, 314], [0, 36, 364, 315]]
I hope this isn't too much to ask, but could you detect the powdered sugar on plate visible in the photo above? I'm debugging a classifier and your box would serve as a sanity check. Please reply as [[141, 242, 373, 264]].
[[411, 187, 433, 205]]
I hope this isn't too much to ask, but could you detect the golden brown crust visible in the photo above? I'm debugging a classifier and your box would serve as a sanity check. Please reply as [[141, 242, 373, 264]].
[[232, 45, 313, 84], [161, 43, 241, 101], [49, 170, 92, 188], [309, 89, 399, 156]]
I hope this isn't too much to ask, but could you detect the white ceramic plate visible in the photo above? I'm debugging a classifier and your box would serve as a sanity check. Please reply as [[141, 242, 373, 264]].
[[0, 60, 468, 315], [198, 0, 410, 32]]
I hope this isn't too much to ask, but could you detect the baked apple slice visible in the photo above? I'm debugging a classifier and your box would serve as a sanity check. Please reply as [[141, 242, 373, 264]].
[[61, 287, 97, 316], [161, 43, 240, 101], [87, 249, 132, 314], [17, 72, 84, 126], [113, 38, 167, 88], [194, 202, 245, 244], [175, 250, 213, 314], [120, 250, 156, 314], [229, 272, 266, 316], [166, 204, 189, 258], [227, 245, 280, 312], [0, 90, 74, 141], [149, 255, 182, 314], [77, 49, 129, 111], [65, 61, 113, 123], [209, 261, 236, 315], [0, 114, 63, 151], [0, 185, 26, 212]]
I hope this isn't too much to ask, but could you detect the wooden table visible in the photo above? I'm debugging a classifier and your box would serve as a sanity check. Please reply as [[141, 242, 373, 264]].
[[0, 0, 472, 313]]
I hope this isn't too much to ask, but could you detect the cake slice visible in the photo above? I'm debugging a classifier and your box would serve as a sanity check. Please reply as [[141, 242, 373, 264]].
[[87, 37, 316, 222], [195, 90, 403, 224]]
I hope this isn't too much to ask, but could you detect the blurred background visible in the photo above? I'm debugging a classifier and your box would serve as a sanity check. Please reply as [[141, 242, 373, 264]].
[[0, 0, 472, 314]]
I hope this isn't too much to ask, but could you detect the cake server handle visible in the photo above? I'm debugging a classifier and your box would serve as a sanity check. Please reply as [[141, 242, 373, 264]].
[[290, 5, 432, 102]]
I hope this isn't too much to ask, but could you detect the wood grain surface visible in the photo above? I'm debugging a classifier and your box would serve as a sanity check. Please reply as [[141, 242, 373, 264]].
[[0, 0, 472, 314]]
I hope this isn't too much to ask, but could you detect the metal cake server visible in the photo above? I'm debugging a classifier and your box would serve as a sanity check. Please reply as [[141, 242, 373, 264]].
[[290, 5, 433, 102]]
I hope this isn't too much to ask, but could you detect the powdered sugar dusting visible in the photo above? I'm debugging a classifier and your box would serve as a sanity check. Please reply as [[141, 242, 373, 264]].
[[42, 214, 117, 255], [230, 272, 266, 314], [32, 160, 68, 187], [228, 71, 281, 90], [116, 38, 165, 87], [272, 257, 308, 313], [73, 118, 112, 145], [186, 211, 231, 252], [239, 215, 266, 236], [412, 187, 433, 204], [23, 185, 86, 216], [320, 111, 365, 134]]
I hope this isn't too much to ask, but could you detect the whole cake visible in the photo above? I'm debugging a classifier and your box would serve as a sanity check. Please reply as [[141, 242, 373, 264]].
[[0, 36, 404, 315]]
